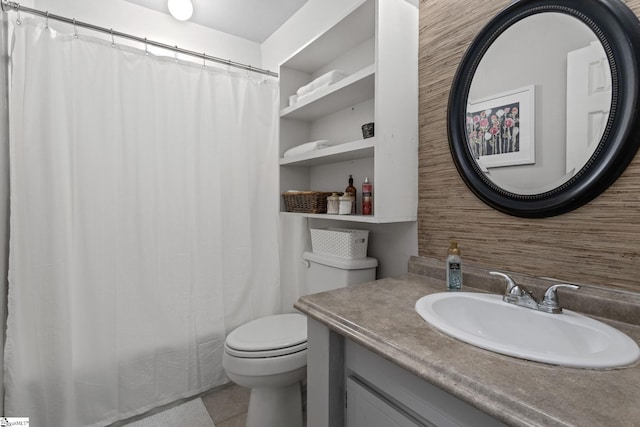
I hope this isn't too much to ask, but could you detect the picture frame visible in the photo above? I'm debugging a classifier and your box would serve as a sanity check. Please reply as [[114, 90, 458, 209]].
[[466, 85, 535, 168]]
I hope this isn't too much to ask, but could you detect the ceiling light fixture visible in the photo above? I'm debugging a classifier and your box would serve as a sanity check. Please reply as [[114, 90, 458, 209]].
[[167, 0, 193, 21]]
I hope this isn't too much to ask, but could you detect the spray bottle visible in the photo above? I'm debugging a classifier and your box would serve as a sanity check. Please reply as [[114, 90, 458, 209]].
[[362, 177, 372, 216]]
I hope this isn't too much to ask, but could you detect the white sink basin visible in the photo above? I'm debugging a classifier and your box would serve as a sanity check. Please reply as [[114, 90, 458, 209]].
[[415, 292, 640, 369]]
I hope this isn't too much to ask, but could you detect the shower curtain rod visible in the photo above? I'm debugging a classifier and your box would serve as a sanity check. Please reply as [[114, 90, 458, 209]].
[[0, 0, 279, 78]]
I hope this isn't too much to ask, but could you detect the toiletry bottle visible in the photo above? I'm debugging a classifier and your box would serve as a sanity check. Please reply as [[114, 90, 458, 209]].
[[338, 192, 354, 215], [362, 177, 373, 216], [327, 193, 340, 215], [345, 175, 357, 215], [446, 241, 462, 291]]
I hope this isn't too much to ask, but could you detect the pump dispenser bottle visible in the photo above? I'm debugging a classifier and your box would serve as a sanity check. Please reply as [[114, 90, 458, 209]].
[[345, 175, 357, 215], [446, 241, 462, 291]]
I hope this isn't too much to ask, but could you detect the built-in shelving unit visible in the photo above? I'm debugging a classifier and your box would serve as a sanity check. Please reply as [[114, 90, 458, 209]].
[[279, 138, 375, 167], [278, 0, 418, 223], [280, 65, 376, 121]]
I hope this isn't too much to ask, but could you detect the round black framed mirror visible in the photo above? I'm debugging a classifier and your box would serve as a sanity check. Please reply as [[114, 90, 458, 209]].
[[448, 0, 640, 217]]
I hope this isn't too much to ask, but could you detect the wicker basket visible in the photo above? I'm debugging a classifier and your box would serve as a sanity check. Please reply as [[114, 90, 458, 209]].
[[282, 191, 334, 214], [310, 228, 370, 259]]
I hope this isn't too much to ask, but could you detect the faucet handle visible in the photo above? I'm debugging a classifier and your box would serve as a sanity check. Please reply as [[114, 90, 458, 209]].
[[489, 271, 520, 296], [539, 284, 580, 314]]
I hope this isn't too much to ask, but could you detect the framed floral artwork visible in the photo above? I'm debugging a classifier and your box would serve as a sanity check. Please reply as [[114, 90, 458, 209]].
[[466, 85, 535, 168]]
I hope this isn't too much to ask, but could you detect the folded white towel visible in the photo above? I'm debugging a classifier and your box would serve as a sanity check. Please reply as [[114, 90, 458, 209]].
[[295, 82, 331, 104], [314, 69, 349, 87], [296, 81, 314, 97], [283, 140, 333, 158], [296, 70, 349, 97]]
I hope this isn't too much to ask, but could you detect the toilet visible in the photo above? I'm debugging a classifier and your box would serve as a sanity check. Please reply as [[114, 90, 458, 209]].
[[223, 251, 378, 427]]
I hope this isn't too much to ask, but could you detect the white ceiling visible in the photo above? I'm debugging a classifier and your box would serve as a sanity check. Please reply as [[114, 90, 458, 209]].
[[124, 0, 310, 43]]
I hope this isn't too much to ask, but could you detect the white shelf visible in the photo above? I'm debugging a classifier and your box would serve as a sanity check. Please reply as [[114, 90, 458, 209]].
[[280, 65, 375, 121], [280, 139, 374, 167], [278, 0, 418, 223], [281, 212, 416, 224], [283, 0, 375, 73]]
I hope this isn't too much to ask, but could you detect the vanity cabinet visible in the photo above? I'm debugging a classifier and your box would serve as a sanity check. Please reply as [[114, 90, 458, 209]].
[[345, 340, 505, 427], [298, 258, 640, 427], [278, 0, 418, 223], [304, 317, 504, 427], [345, 376, 422, 427]]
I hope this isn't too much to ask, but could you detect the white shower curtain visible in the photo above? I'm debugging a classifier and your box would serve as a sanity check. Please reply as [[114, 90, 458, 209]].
[[5, 18, 280, 426]]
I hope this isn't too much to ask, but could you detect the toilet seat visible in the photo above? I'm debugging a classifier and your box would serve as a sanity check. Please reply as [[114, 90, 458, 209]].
[[225, 313, 307, 358]]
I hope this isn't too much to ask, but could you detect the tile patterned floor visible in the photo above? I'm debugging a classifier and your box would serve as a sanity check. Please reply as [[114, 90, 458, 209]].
[[111, 382, 250, 426], [120, 380, 308, 426], [201, 382, 250, 426], [202, 381, 306, 426]]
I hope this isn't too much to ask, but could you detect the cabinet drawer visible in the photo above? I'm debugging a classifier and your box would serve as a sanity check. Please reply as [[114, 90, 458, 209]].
[[346, 376, 425, 427]]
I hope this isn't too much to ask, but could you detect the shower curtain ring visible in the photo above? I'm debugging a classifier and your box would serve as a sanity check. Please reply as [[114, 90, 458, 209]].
[[202, 52, 206, 69], [174, 45, 179, 62], [111, 28, 115, 47], [16, 3, 21, 25], [44, 11, 49, 29], [144, 37, 148, 55], [73, 18, 78, 38]]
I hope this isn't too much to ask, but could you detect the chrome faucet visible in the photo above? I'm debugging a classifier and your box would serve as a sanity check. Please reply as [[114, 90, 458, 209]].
[[489, 271, 580, 314]]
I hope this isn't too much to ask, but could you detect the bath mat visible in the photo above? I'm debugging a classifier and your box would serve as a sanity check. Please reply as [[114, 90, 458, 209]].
[[124, 398, 215, 427]]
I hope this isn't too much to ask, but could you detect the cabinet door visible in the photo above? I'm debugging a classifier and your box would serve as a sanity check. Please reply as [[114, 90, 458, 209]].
[[346, 376, 427, 427]]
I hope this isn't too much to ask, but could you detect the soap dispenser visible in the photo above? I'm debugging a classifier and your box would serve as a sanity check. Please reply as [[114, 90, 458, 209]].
[[345, 175, 357, 214], [446, 241, 462, 291]]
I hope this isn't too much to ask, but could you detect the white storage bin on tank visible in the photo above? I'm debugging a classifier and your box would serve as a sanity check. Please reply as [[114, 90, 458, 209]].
[[310, 228, 369, 259], [303, 251, 378, 294]]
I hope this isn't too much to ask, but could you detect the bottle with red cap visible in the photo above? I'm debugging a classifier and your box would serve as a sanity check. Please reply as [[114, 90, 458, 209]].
[[362, 177, 372, 216]]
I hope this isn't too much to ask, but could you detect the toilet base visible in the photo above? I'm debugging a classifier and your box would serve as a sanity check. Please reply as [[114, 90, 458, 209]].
[[246, 383, 303, 427]]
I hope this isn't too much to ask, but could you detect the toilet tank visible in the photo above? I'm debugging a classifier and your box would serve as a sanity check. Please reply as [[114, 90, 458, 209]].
[[303, 251, 378, 294]]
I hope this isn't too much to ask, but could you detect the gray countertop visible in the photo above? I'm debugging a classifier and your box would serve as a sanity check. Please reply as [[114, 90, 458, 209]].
[[294, 261, 640, 427]]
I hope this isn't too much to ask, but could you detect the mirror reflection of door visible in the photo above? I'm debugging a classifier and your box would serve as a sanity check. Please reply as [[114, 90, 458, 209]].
[[467, 13, 607, 195], [566, 41, 612, 175], [448, 0, 640, 217]]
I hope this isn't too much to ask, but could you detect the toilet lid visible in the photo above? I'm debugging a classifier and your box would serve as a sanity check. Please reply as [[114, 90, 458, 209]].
[[225, 313, 307, 358]]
